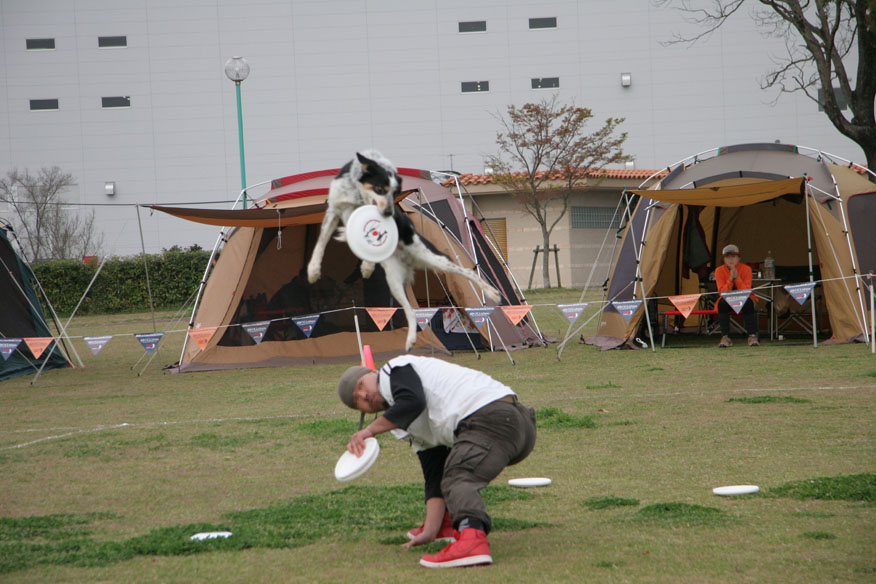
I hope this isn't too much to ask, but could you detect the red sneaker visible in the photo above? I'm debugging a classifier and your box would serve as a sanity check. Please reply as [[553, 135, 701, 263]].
[[407, 510, 457, 543], [419, 528, 492, 568]]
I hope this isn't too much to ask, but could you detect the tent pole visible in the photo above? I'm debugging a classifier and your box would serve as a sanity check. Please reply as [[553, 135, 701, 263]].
[[804, 183, 818, 348], [826, 171, 870, 343], [179, 227, 225, 366], [634, 204, 657, 352], [869, 273, 875, 354]]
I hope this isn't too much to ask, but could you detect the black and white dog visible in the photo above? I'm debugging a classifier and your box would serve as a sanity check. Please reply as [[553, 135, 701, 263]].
[[307, 150, 501, 351]]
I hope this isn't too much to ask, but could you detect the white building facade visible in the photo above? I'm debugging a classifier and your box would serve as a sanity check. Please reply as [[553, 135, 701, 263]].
[[0, 0, 863, 255]]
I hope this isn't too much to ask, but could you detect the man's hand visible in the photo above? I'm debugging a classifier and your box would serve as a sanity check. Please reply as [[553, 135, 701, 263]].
[[347, 428, 373, 457], [402, 530, 435, 548], [730, 267, 738, 280]]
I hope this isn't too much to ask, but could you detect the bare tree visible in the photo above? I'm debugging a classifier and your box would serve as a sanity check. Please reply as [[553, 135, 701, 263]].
[[486, 95, 631, 288], [656, 0, 876, 175], [0, 167, 103, 262]]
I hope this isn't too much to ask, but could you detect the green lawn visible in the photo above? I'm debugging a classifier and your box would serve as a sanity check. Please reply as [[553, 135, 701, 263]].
[[1, 288, 874, 583]]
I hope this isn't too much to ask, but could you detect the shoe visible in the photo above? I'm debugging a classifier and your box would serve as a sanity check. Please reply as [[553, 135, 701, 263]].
[[718, 335, 732, 348], [748, 335, 760, 347], [419, 528, 492, 568], [407, 511, 457, 543]]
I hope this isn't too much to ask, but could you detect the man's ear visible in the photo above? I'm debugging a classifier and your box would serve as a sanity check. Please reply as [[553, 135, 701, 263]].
[[356, 152, 374, 171]]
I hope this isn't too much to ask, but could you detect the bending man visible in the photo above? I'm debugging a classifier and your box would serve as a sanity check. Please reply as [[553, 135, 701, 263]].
[[338, 355, 537, 568]]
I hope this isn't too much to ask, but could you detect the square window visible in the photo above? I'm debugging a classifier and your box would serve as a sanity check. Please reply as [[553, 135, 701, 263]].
[[26, 38, 55, 50], [30, 99, 59, 111], [98, 36, 127, 48], [102, 96, 131, 108], [532, 77, 560, 89], [458, 21, 487, 33], [461, 81, 490, 93], [817, 87, 848, 111], [529, 17, 557, 29]]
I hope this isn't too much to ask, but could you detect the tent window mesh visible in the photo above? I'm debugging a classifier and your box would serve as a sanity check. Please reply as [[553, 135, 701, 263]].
[[571, 206, 618, 229], [98, 36, 127, 48]]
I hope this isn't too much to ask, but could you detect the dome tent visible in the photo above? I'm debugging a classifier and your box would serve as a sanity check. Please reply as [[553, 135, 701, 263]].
[[153, 167, 542, 372], [586, 143, 874, 350]]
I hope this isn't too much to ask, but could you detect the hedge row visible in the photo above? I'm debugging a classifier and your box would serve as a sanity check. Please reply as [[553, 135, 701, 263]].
[[32, 250, 211, 315]]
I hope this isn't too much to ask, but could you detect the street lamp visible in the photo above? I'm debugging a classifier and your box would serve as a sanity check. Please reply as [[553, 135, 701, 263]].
[[224, 56, 250, 208]]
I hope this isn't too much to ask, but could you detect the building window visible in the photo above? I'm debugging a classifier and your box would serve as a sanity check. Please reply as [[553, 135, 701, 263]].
[[98, 36, 127, 48], [532, 77, 559, 90], [458, 21, 487, 33], [26, 38, 55, 50], [817, 87, 848, 111], [571, 207, 619, 229], [30, 99, 59, 111], [461, 81, 489, 93], [529, 17, 557, 29], [102, 96, 131, 108], [482, 218, 508, 259]]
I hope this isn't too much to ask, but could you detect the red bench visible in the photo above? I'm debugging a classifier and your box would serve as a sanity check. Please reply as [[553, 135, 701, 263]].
[[660, 309, 718, 347]]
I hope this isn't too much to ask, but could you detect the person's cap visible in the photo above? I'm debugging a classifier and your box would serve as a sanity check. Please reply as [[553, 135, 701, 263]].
[[722, 244, 740, 256], [338, 366, 372, 409]]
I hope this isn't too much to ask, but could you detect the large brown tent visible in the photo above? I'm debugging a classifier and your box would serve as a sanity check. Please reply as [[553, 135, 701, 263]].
[[587, 143, 874, 349], [155, 167, 541, 372]]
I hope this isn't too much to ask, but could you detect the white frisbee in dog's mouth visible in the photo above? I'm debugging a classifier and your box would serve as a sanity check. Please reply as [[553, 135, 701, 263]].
[[345, 206, 399, 263]]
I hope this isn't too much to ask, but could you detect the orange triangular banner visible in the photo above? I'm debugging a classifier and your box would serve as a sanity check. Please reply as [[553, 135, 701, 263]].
[[668, 294, 701, 319], [366, 307, 397, 331], [187, 326, 218, 350], [500, 304, 533, 326], [23, 337, 53, 359]]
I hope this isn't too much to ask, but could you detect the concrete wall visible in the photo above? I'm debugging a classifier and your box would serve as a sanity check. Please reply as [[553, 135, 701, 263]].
[[467, 187, 622, 289], [0, 0, 863, 257]]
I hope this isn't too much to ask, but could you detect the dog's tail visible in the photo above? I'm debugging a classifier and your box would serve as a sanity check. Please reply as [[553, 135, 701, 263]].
[[333, 227, 347, 243]]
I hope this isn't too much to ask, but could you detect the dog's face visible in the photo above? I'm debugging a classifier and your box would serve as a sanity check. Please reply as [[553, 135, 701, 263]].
[[356, 152, 400, 217]]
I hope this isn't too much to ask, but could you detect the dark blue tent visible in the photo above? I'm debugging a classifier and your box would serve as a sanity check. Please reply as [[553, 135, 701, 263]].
[[0, 225, 69, 381]]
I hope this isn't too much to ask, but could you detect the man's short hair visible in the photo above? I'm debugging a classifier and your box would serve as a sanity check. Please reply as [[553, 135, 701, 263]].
[[722, 244, 740, 256]]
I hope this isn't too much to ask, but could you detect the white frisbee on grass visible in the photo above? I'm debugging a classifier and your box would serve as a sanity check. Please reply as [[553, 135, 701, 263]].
[[712, 485, 760, 496], [508, 477, 552, 488], [334, 437, 380, 482], [190, 531, 232, 541], [344, 206, 399, 263]]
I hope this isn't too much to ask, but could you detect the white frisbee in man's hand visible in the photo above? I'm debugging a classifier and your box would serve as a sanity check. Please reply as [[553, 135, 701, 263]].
[[508, 477, 552, 488], [712, 485, 760, 496], [345, 206, 398, 263], [334, 437, 380, 482]]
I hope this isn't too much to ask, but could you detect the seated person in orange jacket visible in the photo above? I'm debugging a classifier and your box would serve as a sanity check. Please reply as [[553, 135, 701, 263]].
[[714, 244, 759, 347]]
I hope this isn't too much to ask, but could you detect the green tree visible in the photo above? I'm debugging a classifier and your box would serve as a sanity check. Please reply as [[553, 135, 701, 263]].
[[486, 96, 630, 288]]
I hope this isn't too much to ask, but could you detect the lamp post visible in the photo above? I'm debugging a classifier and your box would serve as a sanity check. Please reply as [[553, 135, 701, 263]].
[[224, 56, 250, 208]]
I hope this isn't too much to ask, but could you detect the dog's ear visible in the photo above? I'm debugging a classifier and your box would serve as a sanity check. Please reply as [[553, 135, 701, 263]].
[[356, 152, 374, 171]]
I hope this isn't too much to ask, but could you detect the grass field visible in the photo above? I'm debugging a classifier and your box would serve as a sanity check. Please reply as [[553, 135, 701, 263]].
[[1, 288, 874, 583]]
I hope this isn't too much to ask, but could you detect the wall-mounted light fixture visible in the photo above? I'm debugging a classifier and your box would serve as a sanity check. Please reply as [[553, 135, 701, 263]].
[[105, 181, 115, 196], [620, 72, 632, 87]]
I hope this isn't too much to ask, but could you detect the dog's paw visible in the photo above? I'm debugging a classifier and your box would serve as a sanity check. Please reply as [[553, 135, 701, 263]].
[[361, 261, 375, 279], [404, 330, 417, 352], [307, 263, 321, 284], [333, 227, 347, 243]]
